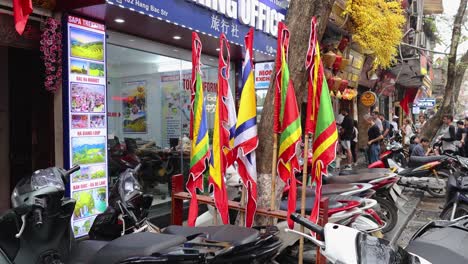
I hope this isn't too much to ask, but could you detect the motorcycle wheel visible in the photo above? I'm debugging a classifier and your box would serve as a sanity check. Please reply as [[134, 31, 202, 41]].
[[375, 197, 398, 233], [441, 203, 468, 220], [427, 187, 446, 198]]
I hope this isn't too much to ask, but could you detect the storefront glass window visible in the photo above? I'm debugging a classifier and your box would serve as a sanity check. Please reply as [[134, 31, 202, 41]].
[[106, 35, 234, 210]]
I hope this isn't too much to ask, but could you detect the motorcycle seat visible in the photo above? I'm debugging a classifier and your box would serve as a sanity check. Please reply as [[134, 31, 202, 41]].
[[279, 196, 343, 215], [325, 173, 390, 184], [304, 184, 360, 196], [405, 226, 468, 264], [397, 168, 414, 176], [68, 240, 109, 264], [90, 232, 186, 264], [163, 225, 259, 246], [338, 168, 391, 176], [408, 155, 446, 168]]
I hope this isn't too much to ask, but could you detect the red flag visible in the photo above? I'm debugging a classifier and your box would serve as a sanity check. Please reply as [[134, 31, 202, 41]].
[[400, 88, 418, 115], [305, 17, 320, 134], [187, 33, 211, 226], [235, 28, 259, 227], [305, 17, 339, 224], [208, 33, 235, 224], [13, 0, 33, 35], [275, 22, 302, 229]]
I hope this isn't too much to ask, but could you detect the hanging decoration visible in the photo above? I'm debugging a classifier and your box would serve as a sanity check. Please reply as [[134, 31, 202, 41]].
[[40, 17, 62, 93]]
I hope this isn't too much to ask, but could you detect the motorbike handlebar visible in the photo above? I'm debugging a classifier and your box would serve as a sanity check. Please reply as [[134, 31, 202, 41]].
[[33, 208, 43, 228], [66, 165, 81, 176], [61, 165, 80, 185], [290, 213, 324, 237]]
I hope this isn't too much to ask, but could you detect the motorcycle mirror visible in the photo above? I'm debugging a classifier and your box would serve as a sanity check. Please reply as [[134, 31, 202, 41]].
[[134, 164, 142, 173]]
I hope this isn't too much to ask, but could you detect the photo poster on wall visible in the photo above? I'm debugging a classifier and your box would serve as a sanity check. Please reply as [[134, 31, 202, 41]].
[[121, 80, 148, 133], [254, 62, 274, 118], [160, 72, 218, 147], [66, 15, 108, 238]]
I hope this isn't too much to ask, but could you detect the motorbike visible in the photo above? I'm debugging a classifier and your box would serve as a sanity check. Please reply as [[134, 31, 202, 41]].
[[280, 182, 384, 235], [395, 155, 451, 198], [324, 169, 400, 233], [89, 165, 156, 240], [440, 155, 468, 220], [287, 213, 468, 264], [368, 147, 451, 198], [368, 140, 407, 169], [0, 165, 283, 264]]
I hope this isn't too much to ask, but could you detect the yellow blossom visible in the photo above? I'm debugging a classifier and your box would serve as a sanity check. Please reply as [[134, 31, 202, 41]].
[[344, 0, 406, 68]]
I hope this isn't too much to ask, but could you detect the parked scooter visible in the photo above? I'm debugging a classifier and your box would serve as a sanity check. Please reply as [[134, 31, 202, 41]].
[[368, 140, 407, 168], [440, 155, 468, 220], [396, 155, 451, 197], [369, 151, 451, 198], [280, 183, 384, 235], [89, 165, 156, 240], [286, 213, 468, 264], [0, 165, 283, 264], [324, 170, 400, 233]]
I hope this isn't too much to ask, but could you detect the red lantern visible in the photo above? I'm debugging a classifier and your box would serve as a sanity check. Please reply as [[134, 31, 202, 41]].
[[333, 54, 343, 71]]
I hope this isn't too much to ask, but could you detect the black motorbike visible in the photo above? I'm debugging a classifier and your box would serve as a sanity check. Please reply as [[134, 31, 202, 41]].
[[89, 164, 155, 241], [440, 155, 468, 220], [396, 155, 451, 198], [0, 165, 282, 264]]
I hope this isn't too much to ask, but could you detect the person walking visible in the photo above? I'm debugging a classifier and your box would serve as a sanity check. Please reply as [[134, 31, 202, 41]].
[[379, 113, 391, 139], [351, 120, 358, 166], [464, 117, 468, 157], [415, 115, 426, 134], [340, 109, 354, 169], [439, 114, 457, 155], [365, 114, 383, 164], [456, 120, 466, 156], [372, 111, 383, 132], [402, 118, 414, 146]]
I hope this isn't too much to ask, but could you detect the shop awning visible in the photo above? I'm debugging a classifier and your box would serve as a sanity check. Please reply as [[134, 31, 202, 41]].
[[67, 1, 281, 62]]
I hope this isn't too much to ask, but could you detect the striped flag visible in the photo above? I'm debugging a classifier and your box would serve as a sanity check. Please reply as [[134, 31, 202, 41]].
[[234, 28, 258, 227], [305, 17, 339, 224], [209, 33, 236, 224], [275, 22, 302, 229], [187, 32, 211, 227]]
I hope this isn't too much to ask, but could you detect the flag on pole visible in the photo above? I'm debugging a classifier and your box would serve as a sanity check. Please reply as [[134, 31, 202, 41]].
[[235, 28, 258, 227], [187, 32, 211, 227], [305, 17, 339, 224], [209, 33, 236, 224], [13, 0, 33, 35], [275, 22, 302, 229]]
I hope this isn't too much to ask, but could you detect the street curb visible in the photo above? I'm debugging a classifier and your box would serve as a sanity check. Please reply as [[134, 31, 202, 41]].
[[387, 195, 422, 246]]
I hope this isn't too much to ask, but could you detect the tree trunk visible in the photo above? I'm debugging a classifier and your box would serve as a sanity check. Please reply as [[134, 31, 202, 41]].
[[255, 0, 335, 225], [453, 51, 468, 105], [421, 0, 467, 140]]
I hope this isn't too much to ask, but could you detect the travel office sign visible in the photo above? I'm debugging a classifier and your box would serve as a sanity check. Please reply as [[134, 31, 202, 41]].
[[108, 0, 288, 54], [65, 16, 108, 237]]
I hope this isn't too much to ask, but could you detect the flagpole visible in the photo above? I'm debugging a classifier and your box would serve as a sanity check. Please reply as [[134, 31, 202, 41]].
[[239, 185, 247, 226], [298, 133, 311, 264], [270, 132, 279, 224]]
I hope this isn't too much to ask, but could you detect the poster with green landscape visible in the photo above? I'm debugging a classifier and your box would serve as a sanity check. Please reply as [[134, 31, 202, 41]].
[[71, 136, 106, 165], [89, 63, 105, 77], [72, 187, 107, 220], [70, 26, 104, 61]]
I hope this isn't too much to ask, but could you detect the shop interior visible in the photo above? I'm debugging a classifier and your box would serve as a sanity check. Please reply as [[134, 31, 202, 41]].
[[106, 31, 235, 208]]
